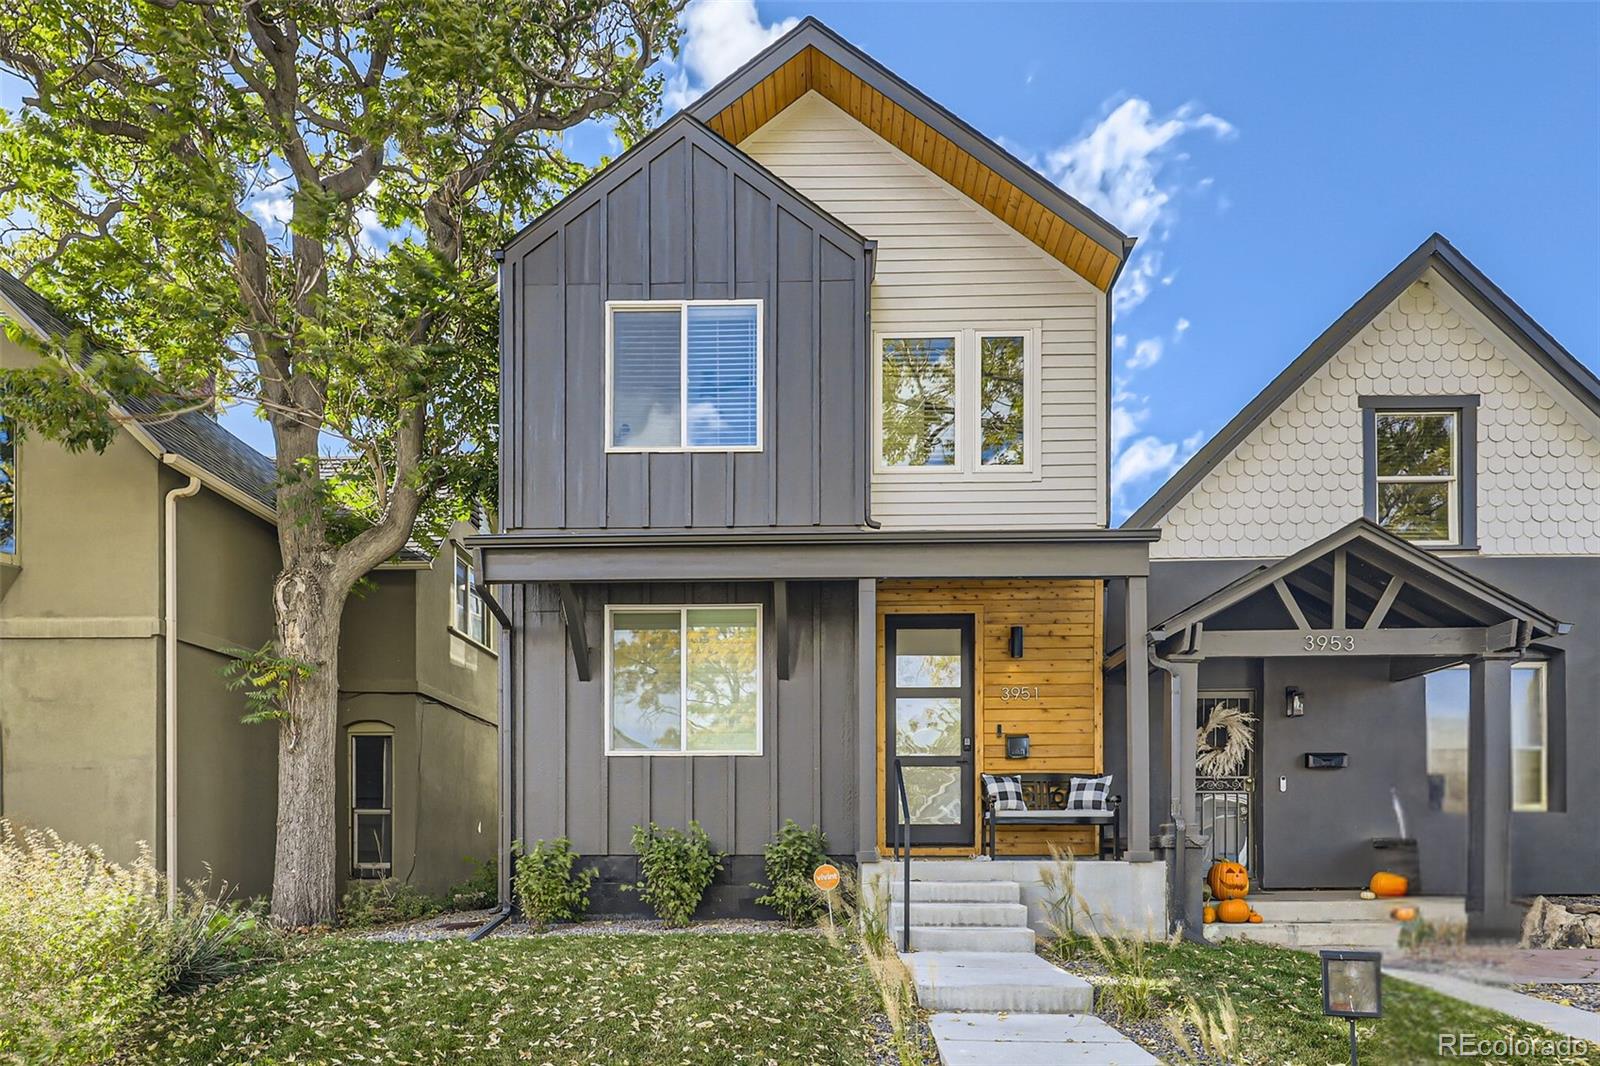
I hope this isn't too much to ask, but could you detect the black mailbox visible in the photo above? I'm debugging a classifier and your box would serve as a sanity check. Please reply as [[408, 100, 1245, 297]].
[[1305, 752, 1349, 769], [1005, 734, 1030, 759]]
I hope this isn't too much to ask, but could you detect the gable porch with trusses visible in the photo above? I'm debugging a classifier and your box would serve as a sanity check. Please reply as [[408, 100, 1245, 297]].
[[1109, 518, 1568, 939]]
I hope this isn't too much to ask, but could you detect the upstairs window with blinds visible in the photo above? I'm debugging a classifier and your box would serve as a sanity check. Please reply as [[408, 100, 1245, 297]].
[[607, 300, 762, 451]]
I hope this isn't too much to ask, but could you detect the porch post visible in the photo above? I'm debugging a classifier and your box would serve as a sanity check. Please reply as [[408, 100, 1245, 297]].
[[1162, 660, 1204, 936], [1123, 576, 1154, 861], [856, 578, 879, 863], [1467, 657, 1517, 936]]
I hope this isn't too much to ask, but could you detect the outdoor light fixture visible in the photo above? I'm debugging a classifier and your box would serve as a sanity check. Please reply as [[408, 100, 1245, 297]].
[[1285, 686, 1306, 717], [1009, 625, 1025, 658], [1320, 949, 1382, 1065]]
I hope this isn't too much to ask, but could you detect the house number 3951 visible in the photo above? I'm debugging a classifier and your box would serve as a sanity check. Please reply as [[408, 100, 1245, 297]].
[[1304, 633, 1357, 652], [1000, 686, 1040, 701]]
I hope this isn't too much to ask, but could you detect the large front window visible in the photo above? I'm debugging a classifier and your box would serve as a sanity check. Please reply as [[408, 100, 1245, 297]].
[[877, 328, 1035, 473], [608, 301, 761, 451], [606, 605, 761, 755], [1424, 663, 1547, 813], [1374, 410, 1458, 543]]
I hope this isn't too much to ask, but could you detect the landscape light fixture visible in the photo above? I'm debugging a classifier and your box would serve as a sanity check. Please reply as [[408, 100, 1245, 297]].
[[1320, 949, 1382, 1065]]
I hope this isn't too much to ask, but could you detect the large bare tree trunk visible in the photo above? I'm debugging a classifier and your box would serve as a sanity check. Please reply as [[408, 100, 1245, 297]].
[[269, 562, 345, 927]]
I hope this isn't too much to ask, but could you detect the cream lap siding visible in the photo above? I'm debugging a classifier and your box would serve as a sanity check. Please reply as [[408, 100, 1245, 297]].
[[1156, 279, 1600, 559], [740, 92, 1106, 530]]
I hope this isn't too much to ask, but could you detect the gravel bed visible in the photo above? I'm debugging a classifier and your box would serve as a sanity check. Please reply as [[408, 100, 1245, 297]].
[[1043, 950, 1224, 1065], [1516, 983, 1600, 1014], [359, 909, 814, 941]]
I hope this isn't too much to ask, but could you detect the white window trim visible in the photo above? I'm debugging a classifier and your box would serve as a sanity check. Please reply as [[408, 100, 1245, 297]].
[[449, 547, 492, 650], [872, 325, 1042, 479], [604, 299, 765, 454], [1375, 409, 1459, 546], [1512, 661, 1548, 812], [0, 417, 16, 562], [603, 603, 764, 757], [347, 723, 394, 878]]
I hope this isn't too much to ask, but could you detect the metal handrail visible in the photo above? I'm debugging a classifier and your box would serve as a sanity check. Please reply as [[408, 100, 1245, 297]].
[[892, 757, 911, 952]]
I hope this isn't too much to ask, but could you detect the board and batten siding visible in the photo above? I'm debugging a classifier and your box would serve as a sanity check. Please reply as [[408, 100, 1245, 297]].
[[741, 92, 1109, 530], [499, 117, 870, 533], [515, 581, 861, 858], [1156, 279, 1600, 559]]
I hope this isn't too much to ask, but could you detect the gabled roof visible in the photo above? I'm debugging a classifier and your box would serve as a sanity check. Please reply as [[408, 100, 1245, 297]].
[[1148, 518, 1567, 642], [501, 108, 869, 261], [1127, 234, 1600, 529], [0, 267, 278, 516], [684, 17, 1133, 290]]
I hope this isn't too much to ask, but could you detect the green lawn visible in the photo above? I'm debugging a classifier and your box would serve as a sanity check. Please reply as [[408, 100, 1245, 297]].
[[1142, 938, 1591, 1065], [124, 933, 884, 1065]]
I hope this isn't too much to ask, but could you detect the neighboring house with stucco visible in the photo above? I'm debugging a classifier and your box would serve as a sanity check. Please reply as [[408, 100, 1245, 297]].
[[0, 267, 498, 900]]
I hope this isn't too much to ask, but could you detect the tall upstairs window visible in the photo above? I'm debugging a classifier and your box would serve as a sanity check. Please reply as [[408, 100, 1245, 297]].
[[877, 327, 1037, 475], [349, 726, 394, 878], [1361, 396, 1478, 547], [0, 415, 14, 556], [607, 301, 762, 451]]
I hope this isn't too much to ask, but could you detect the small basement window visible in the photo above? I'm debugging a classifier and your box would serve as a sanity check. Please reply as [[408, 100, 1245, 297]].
[[349, 726, 394, 878], [605, 605, 762, 755], [607, 300, 762, 451]]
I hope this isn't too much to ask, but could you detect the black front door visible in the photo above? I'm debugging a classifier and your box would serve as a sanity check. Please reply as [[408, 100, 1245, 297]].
[[885, 615, 975, 847]]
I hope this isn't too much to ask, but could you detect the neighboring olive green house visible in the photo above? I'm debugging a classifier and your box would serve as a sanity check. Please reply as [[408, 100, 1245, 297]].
[[0, 269, 497, 901]]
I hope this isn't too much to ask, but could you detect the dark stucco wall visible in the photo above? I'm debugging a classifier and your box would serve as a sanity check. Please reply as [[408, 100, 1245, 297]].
[[512, 579, 861, 914], [499, 119, 870, 534], [1105, 555, 1600, 896]]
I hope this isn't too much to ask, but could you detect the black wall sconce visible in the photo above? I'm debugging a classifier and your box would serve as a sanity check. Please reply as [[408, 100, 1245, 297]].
[[1285, 686, 1306, 717], [1009, 625, 1024, 658]]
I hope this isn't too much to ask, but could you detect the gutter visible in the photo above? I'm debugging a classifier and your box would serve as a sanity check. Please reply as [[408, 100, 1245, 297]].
[[162, 464, 202, 912]]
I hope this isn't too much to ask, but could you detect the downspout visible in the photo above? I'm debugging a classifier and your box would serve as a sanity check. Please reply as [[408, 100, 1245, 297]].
[[470, 570, 517, 942], [163, 465, 203, 912]]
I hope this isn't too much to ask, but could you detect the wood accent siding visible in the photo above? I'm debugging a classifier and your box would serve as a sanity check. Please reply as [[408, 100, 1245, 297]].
[[875, 579, 1104, 856], [500, 120, 869, 533], [742, 93, 1107, 530], [706, 46, 1119, 290]]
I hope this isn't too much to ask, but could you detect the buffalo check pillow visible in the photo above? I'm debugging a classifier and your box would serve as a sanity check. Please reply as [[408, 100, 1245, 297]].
[[1067, 775, 1113, 812], [982, 774, 1027, 812]]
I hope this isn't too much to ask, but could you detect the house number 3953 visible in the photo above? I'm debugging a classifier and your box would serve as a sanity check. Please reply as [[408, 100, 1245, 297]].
[[1304, 633, 1357, 652], [1000, 686, 1040, 701]]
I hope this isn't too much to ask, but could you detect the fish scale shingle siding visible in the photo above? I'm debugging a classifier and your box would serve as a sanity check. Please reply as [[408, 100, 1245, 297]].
[[1155, 279, 1600, 558]]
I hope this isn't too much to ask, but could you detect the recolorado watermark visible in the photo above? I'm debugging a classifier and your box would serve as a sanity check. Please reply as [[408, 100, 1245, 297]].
[[1438, 1032, 1589, 1058]]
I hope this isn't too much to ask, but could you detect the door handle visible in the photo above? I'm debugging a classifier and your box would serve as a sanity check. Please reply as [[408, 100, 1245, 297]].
[[963, 736, 972, 751]]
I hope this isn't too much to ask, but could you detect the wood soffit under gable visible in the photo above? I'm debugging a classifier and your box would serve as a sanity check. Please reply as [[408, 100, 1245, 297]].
[[702, 46, 1122, 291]]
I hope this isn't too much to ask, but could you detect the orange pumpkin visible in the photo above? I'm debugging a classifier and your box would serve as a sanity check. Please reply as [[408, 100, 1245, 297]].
[[1207, 861, 1250, 901], [1370, 871, 1409, 898], [1390, 905, 1419, 922], [1217, 899, 1252, 924], [1203, 905, 1218, 924], [1248, 912, 1264, 924]]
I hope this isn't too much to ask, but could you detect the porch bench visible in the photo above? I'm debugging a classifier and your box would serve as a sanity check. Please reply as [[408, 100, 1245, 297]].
[[982, 788, 1122, 860]]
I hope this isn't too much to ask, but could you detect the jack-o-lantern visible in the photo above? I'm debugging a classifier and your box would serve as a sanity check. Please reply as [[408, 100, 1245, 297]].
[[1207, 861, 1250, 901], [1370, 871, 1409, 898], [1216, 899, 1252, 923]]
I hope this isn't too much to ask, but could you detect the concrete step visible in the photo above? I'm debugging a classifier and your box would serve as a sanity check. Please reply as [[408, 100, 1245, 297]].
[[1205, 919, 1401, 949], [904, 951, 1093, 1014], [930, 1013, 1161, 1065], [1248, 895, 1464, 923], [897, 924, 1038, 952], [887, 879, 1021, 903], [889, 901, 1029, 928]]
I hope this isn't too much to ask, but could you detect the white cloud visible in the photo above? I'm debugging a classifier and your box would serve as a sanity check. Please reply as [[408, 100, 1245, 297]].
[[1173, 317, 1191, 340], [1043, 96, 1233, 315], [248, 190, 294, 230], [1109, 388, 1204, 520], [1113, 333, 1128, 350], [663, 0, 799, 113], [1127, 337, 1163, 371]]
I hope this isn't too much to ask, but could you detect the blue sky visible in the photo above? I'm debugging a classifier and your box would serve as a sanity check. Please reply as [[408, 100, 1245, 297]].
[[4, 2, 1597, 521]]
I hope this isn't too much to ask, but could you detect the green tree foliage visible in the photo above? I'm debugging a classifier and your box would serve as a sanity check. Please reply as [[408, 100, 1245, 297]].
[[0, 0, 683, 926]]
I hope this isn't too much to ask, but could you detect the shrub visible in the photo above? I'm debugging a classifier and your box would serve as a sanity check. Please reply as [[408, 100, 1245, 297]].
[[163, 888, 287, 995], [0, 821, 167, 1065], [628, 822, 723, 927], [512, 839, 594, 930], [338, 878, 445, 928], [1081, 924, 1178, 1023], [754, 821, 830, 924], [449, 856, 498, 910]]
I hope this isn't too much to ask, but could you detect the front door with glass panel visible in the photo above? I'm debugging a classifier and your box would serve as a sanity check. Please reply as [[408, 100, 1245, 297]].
[[885, 615, 975, 847]]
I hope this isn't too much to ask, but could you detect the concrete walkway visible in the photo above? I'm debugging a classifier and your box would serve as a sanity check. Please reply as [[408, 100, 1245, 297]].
[[929, 1012, 1159, 1065], [1389, 967, 1600, 1044]]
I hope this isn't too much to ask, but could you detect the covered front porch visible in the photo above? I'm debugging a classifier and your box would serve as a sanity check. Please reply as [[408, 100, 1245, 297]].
[[1113, 518, 1568, 939]]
